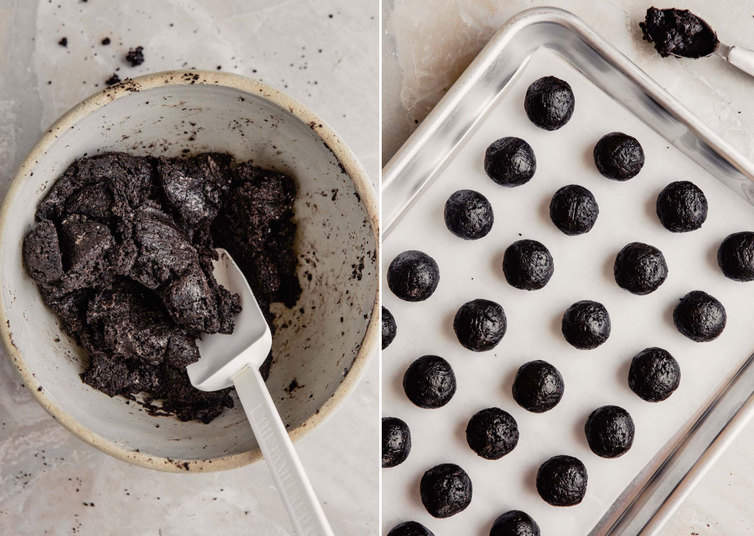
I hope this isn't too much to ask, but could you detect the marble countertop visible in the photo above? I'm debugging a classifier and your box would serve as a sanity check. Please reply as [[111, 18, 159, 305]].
[[0, 1, 378, 535], [382, 1, 753, 534]]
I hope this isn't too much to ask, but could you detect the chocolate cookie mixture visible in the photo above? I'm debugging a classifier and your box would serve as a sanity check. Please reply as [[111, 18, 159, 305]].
[[402, 355, 456, 409], [536, 455, 587, 507], [443, 189, 494, 240], [484, 137, 536, 187], [593, 132, 645, 181], [524, 76, 575, 131], [125, 46, 145, 67], [453, 298, 506, 352], [387, 250, 440, 302], [640, 7, 719, 59], [465, 407, 519, 460], [382, 417, 412, 468], [420, 463, 472, 518], [23, 152, 301, 423], [387, 522, 435, 536], [512, 360, 564, 413]]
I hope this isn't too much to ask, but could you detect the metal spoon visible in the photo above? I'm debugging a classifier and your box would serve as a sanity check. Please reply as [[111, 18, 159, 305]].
[[187, 248, 334, 536]]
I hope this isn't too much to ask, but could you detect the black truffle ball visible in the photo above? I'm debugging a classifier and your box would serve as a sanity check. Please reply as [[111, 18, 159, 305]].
[[524, 76, 575, 131], [420, 463, 473, 518], [444, 189, 494, 239], [388, 250, 440, 302], [656, 181, 708, 232], [561, 300, 611, 349], [717, 232, 754, 281], [536, 455, 588, 506], [489, 510, 540, 536], [549, 185, 599, 235], [382, 306, 397, 349], [466, 407, 519, 460], [614, 242, 668, 295], [484, 137, 536, 187], [503, 239, 554, 290], [453, 299, 507, 351], [512, 360, 564, 413], [403, 355, 456, 409], [584, 405, 635, 458], [673, 290, 726, 342], [629, 347, 681, 402], [387, 521, 435, 536], [593, 132, 645, 180], [382, 417, 411, 468]]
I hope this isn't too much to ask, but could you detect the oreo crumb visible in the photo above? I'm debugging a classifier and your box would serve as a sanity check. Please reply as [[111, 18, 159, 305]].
[[125, 46, 144, 67]]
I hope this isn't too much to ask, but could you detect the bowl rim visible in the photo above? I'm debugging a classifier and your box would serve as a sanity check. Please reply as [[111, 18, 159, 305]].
[[0, 70, 380, 473]]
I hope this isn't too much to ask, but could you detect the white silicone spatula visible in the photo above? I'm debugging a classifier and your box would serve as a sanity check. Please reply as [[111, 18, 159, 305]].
[[187, 248, 334, 536]]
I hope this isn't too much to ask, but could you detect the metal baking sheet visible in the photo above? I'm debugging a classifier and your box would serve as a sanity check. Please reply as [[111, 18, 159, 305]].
[[382, 8, 754, 536]]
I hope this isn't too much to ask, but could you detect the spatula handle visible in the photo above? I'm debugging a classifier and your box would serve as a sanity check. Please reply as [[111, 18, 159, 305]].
[[233, 365, 335, 536], [727, 46, 754, 78]]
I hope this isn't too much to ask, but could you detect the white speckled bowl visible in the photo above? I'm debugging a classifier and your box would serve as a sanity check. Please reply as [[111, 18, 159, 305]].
[[0, 71, 379, 472]]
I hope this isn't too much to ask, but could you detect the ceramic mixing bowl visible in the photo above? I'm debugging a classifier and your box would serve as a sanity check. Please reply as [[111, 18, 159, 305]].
[[0, 71, 379, 472]]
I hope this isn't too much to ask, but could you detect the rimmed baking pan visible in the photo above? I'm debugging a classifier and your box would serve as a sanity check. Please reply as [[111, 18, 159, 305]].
[[382, 7, 754, 535]]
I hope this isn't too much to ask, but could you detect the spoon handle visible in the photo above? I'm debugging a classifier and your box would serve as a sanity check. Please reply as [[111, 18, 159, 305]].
[[233, 365, 335, 536], [727, 46, 754, 78]]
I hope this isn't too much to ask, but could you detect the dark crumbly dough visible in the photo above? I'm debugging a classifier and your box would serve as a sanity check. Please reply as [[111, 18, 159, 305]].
[[503, 239, 554, 290], [382, 417, 411, 468], [105, 74, 121, 86], [101, 37, 111, 46], [22, 152, 300, 423], [524, 76, 575, 131], [420, 463, 472, 518], [212, 162, 301, 310], [640, 7, 718, 58], [673, 290, 726, 342], [58, 37, 68, 47], [562, 300, 610, 349], [512, 360, 564, 413], [717, 232, 754, 281], [453, 299, 506, 351], [536, 455, 587, 506], [387, 250, 440, 302], [466, 407, 519, 460], [584, 405, 635, 458], [656, 181, 707, 232], [490, 510, 541, 536], [614, 242, 668, 295], [382, 306, 397, 349], [403, 355, 456, 409], [387, 521, 435, 536], [593, 132, 644, 181], [629, 347, 681, 402], [484, 137, 536, 187], [125, 46, 145, 67], [444, 189, 494, 240], [23, 220, 63, 284], [549, 185, 599, 235]]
